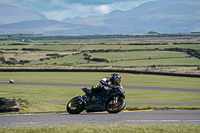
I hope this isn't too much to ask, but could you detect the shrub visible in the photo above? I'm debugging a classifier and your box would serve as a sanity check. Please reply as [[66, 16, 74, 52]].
[[92, 58, 108, 62], [9, 58, 16, 61], [46, 53, 59, 57], [40, 58, 44, 61]]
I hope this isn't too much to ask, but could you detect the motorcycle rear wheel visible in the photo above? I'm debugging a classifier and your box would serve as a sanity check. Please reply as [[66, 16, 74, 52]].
[[67, 96, 84, 114], [106, 96, 126, 114]]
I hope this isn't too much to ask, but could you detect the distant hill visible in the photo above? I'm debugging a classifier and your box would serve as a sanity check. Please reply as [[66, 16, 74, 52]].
[[0, 0, 200, 35], [0, 4, 46, 25], [63, 0, 200, 34], [105, 0, 200, 33], [0, 20, 90, 35]]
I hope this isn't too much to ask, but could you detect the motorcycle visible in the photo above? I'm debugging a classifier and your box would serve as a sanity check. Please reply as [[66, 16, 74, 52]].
[[67, 84, 126, 114]]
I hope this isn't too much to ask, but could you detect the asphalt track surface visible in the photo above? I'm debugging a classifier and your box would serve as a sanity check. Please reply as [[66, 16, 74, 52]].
[[1, 81, 200, 127], [1, 110, 200, 127]]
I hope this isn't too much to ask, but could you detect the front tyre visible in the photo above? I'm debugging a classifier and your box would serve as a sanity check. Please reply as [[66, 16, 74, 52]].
[[106, 96, 126, 114], [67, 96, 84, 114]]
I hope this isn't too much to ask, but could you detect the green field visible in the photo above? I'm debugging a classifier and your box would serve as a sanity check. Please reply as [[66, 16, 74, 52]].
[[23, 50, 200, 67], [1, 72, 200, 88], [0, 72, 200, 103], [81, 44, 200, 50], [0, 45, 29, 50], [1, 84, 199, 103], [79, 57, 200, 67], [32, 44, 82, 50], [30, 54, 87, 65], [0, 44, 82, 51], [1, 34, 200, 75], [89, 51, 188, 60], [1, 44, 200, 51], [3, 51, 76, 62], [0, 125, 200, 133]]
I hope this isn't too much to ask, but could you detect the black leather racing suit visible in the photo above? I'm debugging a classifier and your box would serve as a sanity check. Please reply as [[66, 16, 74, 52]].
[[91, 77, 116, 94]]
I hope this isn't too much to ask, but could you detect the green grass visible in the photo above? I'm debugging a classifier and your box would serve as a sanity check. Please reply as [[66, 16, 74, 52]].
[[0, 72, 200, 102], [0, 44, 81, 52], [0, 72, 200, 88], [32, 44, 82, 50], [89, 51, 188, 61], [1, 84, 199, 103], [78, 57, 200, 66], [2, 85, 200, 106], [81, 44, 200, 51], [0, 125, 200, 133], [1, 44, 200, 51], [0, 45, 29, 50], [31, 54, 87, 65], [2, 51, 79, 63], [125, 105, 200, 111], [19, 100, 66, 113], [125, 89, 200, 103], [0, 85, 80, 101]]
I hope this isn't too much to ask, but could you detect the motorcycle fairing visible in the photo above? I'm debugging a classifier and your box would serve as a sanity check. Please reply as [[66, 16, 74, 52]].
[[84, 88, 125, 112]]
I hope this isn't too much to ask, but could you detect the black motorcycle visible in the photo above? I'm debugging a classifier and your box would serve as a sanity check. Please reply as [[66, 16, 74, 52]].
[[67, 84, 126, 114]]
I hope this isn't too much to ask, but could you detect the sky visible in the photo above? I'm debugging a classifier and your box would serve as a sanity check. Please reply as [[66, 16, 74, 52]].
[[0, 0, 157, 21]]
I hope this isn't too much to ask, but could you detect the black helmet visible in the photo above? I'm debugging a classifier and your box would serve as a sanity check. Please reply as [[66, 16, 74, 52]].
[[111, 73, 122, 84]]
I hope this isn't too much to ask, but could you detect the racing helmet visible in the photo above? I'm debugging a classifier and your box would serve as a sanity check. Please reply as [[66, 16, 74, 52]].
[[111, 73, 122, 84]]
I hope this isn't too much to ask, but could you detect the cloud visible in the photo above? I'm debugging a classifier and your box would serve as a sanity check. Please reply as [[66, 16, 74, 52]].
[[43, 4, 112, 20], [94, 5, 112, 14], [42, 3, 95, 20], [43, 0, 158, 20]]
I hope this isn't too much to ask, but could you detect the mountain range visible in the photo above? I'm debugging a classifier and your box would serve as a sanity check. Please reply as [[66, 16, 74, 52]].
[[0, 0, 200, 35], [0, 4, 46, 25]]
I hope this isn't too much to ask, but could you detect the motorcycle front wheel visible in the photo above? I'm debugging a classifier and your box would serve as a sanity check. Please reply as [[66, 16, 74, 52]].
[[67, 96, 84, 114], [106, 96, 126, 114]]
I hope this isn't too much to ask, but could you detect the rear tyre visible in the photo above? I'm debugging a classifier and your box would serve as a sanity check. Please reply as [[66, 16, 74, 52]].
[[106, 96, 126, 114], [67, 96, 84, 114]]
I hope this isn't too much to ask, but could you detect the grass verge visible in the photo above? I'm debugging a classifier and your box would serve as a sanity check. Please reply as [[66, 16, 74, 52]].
[[1, 98, 200, 115], [125, 105, 200, 111], [1, 85, 199, 102], [0, 72, 200, 88], [0, 125, 200, 133], [0, 99, 66, 115]]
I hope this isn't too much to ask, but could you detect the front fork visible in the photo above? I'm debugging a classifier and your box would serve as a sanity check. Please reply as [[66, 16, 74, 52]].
[[112, 96, 118, 104], [114, 96, 118, 104]]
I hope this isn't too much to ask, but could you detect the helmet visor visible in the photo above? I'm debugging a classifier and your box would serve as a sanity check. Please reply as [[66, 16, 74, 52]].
[[115, 77, 121, 84]]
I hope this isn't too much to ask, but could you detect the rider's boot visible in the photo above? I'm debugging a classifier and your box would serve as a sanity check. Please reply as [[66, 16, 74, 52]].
[[82, 88, 93, 101], [82, 87, 97, 101], [82, 88, 91, 95]]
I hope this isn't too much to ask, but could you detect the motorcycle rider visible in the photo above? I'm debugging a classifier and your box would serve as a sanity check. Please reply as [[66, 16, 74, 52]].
[[84, 73, 122, 101], [10, 79, 14, 84]]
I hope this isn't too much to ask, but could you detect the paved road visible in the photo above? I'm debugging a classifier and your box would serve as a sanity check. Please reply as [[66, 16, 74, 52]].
[[1, 81, 200, 93], [1, 110, 200, 127]]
